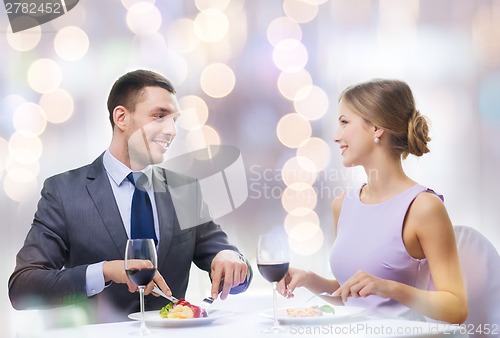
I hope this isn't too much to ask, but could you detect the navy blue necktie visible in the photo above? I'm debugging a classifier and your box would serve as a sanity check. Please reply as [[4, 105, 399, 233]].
[[127, 173, 158, 246]]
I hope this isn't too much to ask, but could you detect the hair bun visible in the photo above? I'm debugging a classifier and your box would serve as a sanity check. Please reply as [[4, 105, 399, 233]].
[[405, 110, 430, 158]]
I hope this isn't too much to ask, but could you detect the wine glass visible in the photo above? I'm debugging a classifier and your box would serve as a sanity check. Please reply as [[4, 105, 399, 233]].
[[257, 234, 290, 333], [125, 239, 157, 335]]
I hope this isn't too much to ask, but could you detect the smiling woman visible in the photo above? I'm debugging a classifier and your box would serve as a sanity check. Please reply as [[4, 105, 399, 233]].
[[279, 79, 468, 325]]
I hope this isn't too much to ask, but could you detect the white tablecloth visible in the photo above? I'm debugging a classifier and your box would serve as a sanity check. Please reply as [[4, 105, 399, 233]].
[[15, 292, 468, 338]]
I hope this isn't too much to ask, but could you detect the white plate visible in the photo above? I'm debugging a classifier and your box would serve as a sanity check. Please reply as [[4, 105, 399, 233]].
[[128, 310, 233, 327], [259, 306, 365, 325]]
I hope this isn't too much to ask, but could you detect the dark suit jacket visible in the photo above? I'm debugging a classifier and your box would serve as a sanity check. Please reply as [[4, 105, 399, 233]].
[[8, 153, 249, 322]]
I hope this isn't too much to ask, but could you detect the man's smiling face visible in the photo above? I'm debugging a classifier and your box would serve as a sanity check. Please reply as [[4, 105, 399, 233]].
[[125, 86, 180, 169]]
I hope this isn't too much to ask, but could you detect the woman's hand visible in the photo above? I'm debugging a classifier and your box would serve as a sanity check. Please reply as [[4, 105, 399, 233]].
[[332, 270, 394, 303], [277, 267, 310, 298]]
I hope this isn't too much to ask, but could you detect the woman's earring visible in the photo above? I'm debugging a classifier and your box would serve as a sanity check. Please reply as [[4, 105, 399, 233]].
[[374, 136, 380, 144]]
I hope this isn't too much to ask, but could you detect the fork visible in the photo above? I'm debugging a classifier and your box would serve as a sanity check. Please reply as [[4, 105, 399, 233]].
[[152, 285, 179, 304], [306, 292, 344, 305], [199, 296, 214, 315]]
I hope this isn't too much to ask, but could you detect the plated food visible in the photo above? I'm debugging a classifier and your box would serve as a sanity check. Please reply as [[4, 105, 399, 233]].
[[286, 305, 335, 317], [259, 305, 363, 325], [160, 298, 205, 319]]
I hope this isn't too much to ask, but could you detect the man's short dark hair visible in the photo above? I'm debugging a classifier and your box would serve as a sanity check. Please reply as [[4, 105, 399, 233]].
[[107, 69, 176, 128]]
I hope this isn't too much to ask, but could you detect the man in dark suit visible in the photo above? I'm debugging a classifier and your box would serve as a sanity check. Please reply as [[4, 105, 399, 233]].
[[8, 69, 252, 323]]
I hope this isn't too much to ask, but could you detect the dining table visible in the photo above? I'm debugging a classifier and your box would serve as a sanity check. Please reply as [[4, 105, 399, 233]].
[[14, 290, 469, 338]]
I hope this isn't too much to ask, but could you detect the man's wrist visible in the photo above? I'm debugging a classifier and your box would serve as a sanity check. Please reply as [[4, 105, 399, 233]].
[[230, 252, 253, 294]]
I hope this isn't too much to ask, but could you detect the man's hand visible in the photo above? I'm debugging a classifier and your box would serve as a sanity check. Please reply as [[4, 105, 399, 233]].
[[103, 260, 172, 297], [210, 250, 248, 300]]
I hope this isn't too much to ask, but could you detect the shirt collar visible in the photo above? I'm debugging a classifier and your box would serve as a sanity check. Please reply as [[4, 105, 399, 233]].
[[103, 150, 153, 187]]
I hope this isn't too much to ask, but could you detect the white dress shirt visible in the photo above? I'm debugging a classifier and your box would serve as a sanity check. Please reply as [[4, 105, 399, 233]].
[[85, 150, 160, 296]]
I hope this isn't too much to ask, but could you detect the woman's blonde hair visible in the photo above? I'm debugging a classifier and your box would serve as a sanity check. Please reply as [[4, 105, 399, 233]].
[[339, 79, 430, 159]]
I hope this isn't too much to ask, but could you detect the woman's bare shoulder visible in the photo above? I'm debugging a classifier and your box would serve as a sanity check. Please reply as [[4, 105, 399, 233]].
[[411, 190, 447, 217], [408, 190, 452, 236]]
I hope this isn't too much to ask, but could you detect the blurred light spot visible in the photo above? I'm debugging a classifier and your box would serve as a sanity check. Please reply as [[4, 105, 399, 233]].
[[282, 182, 317, 214], [472, 4, 500, 68], [283, 0, 319, 24], [277, 69, 313, 100], [27, 59, 62, 94], [126, 2, 162, 35], [194, 9, 229, 43], [294, 85, 329, 121], [201, 125, 221, 145], [6, 157, 40, 179], [288, 225, 324, 256], [267, 16, 302, 46], [200, 63, 235, 98], [296, 137, 331, 172], [8, 131, 43, 165], [39, 89, 75, 124], [282, 157, 317, 187], [288, 221, 320, 242], [6, 24, 41, 51], [166, 19, 200, 53], [272, 39, 308, 72], [178, 95, 209, 130], [121, 0, 155, 9], [276, 113, 312, 148], [54, 26, 89, 61], [195, 0, 230, 11], [4, 171, 37, 202], [284, 208, 320, 234], [186, 125, 221, 148], [13, 102, 47, 135]]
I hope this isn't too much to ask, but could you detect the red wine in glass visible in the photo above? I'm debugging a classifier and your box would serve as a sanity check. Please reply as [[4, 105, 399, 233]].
[[126, 268, 156, 286], [257, 262, 289, 283], [257, 234, 289, 333]]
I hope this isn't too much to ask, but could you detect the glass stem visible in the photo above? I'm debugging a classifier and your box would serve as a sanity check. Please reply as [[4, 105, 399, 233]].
[[139, 286, 147, 333], [272, 281, 279, 328]]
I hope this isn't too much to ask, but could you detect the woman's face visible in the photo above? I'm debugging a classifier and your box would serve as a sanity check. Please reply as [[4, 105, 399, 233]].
[[334, 99, 376, 167]]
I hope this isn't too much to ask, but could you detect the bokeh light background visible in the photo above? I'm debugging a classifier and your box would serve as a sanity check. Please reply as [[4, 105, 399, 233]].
[[1, 0, 500, 335]]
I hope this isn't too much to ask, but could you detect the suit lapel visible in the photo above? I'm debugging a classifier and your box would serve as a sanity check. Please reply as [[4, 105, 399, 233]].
[[152, 167, 175, 269], [86, 154, 128, 258]]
